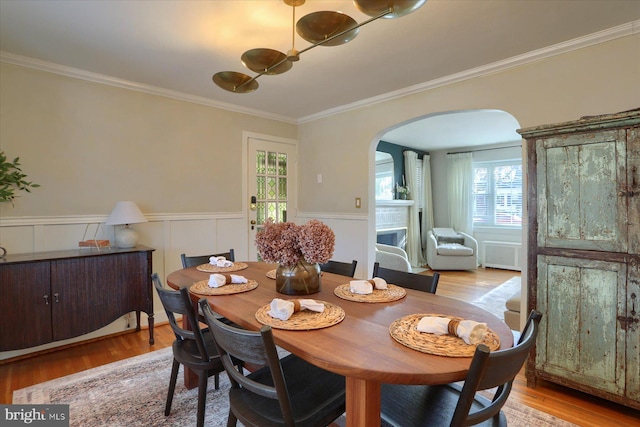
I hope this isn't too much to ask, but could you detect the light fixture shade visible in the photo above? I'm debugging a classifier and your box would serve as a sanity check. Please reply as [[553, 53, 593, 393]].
[[354, 0, 427, 19], [105, 201, 148, 226]]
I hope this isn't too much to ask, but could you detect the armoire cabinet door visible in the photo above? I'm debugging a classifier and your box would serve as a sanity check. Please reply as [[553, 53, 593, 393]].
[[536, 128, 629, 253], [536, 255, 627, 397]]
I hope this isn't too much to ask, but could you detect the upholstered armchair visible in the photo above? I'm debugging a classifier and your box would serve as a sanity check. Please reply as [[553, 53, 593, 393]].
[[375, 243, 412, 272], [426, 228, 478, 271]]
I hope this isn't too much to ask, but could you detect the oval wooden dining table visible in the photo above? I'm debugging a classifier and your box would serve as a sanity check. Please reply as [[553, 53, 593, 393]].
[[167, 261, 513, 427]]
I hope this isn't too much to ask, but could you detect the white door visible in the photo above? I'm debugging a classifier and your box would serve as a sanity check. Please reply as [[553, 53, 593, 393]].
[[247, 135, 297, 261]]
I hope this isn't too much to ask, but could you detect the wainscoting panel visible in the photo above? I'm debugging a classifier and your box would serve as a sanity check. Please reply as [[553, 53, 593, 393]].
[[0, 213, 246, 360], [0, 211, 370, 360]]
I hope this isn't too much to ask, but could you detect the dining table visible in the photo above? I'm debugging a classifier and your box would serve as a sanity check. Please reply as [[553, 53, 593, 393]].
[[167, 261, 513, 427]]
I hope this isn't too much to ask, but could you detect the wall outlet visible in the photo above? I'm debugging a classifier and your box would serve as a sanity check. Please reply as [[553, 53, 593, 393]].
[[355, 197, 361, 208]]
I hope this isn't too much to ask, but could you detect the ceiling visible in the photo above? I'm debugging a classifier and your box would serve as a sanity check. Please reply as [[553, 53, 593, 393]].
[[1, 1, 639, 149]]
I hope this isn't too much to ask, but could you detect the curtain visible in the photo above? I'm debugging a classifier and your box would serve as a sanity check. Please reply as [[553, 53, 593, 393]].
[[404, 151, 425, 267], [446, 152, 473, 234], [421, 154, 434, 257]]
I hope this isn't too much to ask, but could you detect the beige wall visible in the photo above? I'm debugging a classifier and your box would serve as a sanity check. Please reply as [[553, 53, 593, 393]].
[[2, 35, 638, 222], [0, 63, 297, 218], [297, 34, 640, 216]]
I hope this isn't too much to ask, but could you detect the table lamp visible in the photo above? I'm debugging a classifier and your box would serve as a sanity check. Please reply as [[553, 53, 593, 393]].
[[105, 201, 147, 248]]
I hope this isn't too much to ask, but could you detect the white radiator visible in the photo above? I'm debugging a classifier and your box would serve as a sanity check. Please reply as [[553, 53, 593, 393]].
[[481, 241, 522, 271]]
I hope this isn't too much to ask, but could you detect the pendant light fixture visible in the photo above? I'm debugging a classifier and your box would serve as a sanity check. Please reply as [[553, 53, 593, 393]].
[[212, 0, 426, 94]]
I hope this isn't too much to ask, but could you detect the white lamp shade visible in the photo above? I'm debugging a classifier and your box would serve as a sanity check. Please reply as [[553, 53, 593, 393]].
[[105, 201, 147, 225]]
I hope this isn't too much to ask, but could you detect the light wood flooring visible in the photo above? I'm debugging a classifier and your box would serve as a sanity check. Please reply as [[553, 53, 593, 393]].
[[1, 267, 638, 426]]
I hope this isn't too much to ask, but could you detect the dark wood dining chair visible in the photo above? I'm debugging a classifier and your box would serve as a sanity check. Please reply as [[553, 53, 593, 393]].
[[198, 298, 346, 427], [319, 259, 358, 277], [180, 249, 235, 268], [181, 250, 237, 325], [372, 262, 440, 294], [153, 274, 235, 427], [380, 310, 543, 427]]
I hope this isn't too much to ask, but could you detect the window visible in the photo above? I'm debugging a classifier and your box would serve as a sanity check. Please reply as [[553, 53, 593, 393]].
[[473, 160, 522, 227], [414, 161, 423, 209], [375, 153, 394, 200]]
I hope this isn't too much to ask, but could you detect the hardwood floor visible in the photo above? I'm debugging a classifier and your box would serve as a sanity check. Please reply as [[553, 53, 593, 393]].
[[1, 267, 638, 426]]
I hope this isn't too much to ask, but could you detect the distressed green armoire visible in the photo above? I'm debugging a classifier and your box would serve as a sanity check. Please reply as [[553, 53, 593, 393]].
[[518, 108, 639, 410]]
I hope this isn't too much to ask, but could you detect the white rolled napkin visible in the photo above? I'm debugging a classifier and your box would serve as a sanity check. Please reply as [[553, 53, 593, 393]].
[[370, 277, 388, 290], [349, 277, 388, 294], [207, 273, 248, 288], [416, 316, 488, 345], [209, 256, 233, 268], [349, 280, 373, 294], [268, 298, 325, 321]]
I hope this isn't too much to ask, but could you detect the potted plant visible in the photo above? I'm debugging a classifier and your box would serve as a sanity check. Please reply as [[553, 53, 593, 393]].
[[396, 184, 409, 200], [0, 150, 40, 205]]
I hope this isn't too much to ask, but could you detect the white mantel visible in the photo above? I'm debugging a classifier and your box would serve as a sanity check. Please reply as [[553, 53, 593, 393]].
[[375, 200, 415, 207], [375, 200, 414, 249]]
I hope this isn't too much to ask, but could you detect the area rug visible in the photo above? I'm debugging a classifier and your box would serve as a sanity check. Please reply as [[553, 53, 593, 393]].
[[13, 346, 577, 427], [472, 275, 521, 321]]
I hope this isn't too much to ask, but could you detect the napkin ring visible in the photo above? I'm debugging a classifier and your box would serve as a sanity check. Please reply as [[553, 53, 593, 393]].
[[448, 319, 460, 336], [292, 300, 302, 313]]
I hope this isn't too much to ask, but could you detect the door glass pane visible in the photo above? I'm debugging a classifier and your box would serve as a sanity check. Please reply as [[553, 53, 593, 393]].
[[279, 177, 287, 200], [267, 177, 277, 200], [257, 202, 266, 225], [256, 150, 266, 174], [267, 202, 277, 221], [256, 176, 265, 200], [267, 151, 277, 175], [279, 202, 287, 223], [278, 153, 287, 175]]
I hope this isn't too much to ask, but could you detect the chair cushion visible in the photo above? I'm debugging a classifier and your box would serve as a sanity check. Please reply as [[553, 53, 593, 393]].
[[436, 243, 474, 256], [505, 291, 521, 312], [432, 228, 465, 245]]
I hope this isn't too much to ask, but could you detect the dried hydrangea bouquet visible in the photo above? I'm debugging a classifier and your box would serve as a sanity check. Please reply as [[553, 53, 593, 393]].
[[255, 219, 335, 295]]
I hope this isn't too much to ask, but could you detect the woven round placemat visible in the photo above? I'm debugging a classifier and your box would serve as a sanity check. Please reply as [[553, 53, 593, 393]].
[[255, 300, 345, 330], [189, 279, 258, 296], [195, 262, 248, 273], [333, 283, 406, 303], [266, 269, 276, 279], [389, 313, 501, 357]]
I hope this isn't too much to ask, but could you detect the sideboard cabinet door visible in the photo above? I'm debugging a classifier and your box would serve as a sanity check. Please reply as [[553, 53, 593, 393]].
[[0, 262, 52, 350], [50, 251, 153, 342]]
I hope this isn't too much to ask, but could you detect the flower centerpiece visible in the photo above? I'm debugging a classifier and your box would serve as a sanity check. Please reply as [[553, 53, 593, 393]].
[[396, 184, 409, 200], [255, 219, 335, 295]]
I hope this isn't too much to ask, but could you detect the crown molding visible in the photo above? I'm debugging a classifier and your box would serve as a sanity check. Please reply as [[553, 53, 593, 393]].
[[0, 51, 296, 125], [298, 20, 640, 123], [1, 21, 637, 126]]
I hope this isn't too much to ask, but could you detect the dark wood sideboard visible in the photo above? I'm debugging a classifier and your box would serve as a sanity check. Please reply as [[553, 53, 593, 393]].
[[0, 246, 155, 352]]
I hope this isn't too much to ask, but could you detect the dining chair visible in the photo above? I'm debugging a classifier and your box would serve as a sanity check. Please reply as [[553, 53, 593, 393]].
[[372, 262, 440, 294], [180, 249, 235, 268], [380, 310, 543, 427], [153, 274, 237, 427], [319, 259, 358, 277], [181, 249, 237, 325], [198, 298, 347, 427]]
